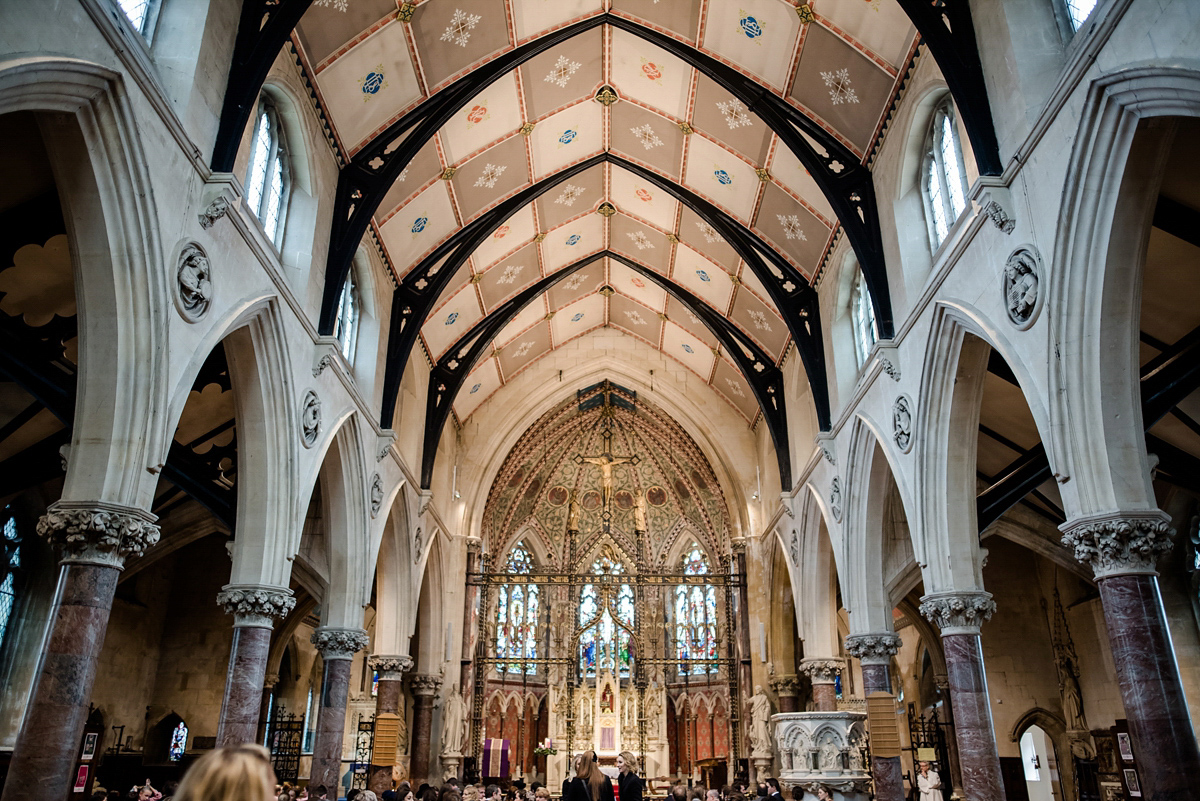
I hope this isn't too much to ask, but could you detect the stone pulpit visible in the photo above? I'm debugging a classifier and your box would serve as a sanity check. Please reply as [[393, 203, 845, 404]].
[[772, 712, 871, 800]]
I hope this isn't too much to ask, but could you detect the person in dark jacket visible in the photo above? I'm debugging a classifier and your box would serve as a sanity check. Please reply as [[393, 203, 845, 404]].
[[564, 751, 614, 801], [616, 752, 642, 801]]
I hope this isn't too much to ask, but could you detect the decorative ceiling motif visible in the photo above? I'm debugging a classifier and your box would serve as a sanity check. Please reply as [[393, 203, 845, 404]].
[[482, 382, 731, 571]]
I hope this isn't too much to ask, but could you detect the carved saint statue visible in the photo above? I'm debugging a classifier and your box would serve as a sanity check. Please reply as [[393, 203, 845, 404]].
[[634, 493, 648, 531], [568, 492, 581, 530], [440, 684, 468, 755], [747, 685, 773, 756], [644, 680, 664, 739], [577, 693, 593, 737]]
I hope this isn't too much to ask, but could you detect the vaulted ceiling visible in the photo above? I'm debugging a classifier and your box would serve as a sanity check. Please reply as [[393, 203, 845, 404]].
[[211, 0, 1001, 488]]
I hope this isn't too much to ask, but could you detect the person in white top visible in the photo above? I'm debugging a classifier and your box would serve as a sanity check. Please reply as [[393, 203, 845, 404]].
[[916, 761, 942, 801]]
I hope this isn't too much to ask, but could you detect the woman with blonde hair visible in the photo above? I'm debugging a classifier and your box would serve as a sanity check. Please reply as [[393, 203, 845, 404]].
[[173, 744, 275, 801], [616, 752, 642, 801], [564, 750, 614, 801]]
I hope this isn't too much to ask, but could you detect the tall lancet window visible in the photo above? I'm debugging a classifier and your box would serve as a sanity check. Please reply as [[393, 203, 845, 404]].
[[245, 98, 290, 247], [333, 272, 359, 363], [922, 99, 969, 248], [496, 541, 539, 674], [850, 269, 879, 368], [579, 551, 634, 677], [675, 544, 718, 675]]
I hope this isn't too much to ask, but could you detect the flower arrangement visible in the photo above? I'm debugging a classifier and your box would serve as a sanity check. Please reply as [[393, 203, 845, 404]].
[[533, 738, 558, 756]]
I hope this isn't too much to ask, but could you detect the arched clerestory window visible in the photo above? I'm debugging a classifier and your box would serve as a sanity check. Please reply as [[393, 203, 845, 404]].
[[579, 549, 634, 678], [496, 541, 539, 674], [922, 99, 969, 249], [1064, 0, 1098, 30], [116, 0, 160, 38], [333, 271, 359, 364], [245, 98, 291, 247], [850, 269, 879, 368], [674, 544, 718, 675]]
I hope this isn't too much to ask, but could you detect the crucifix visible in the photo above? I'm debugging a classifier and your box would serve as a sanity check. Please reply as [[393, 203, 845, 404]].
[[574, 423, 638, 513]]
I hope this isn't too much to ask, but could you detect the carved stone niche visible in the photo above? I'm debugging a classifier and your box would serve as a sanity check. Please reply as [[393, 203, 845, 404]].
[[772, 711, 871, 798], [174, 241, 213, 322]]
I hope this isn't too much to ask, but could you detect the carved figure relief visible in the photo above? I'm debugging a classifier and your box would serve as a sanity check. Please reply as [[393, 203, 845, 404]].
[[1003, 247, 1042, 328], [370, 474, 384, 517], [176, 243, 212, 321], [829, 477, 842, 522], [300, 390, 322, 448], [893, 395, 913, 453]]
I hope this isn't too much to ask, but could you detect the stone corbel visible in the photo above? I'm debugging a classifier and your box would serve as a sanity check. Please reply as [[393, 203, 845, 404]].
[[418, 489, 434, 517], [972, 177, 1017, 235], [872, 340, 901, 382], [198, 173, 241, 231], [815, 431, 837, 466]]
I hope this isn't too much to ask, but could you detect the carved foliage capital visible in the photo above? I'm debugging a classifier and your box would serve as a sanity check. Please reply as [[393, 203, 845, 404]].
[[217, 584, 296, 627], [920, 591, 995, 633], [769, 675, 799, 696], [312, 627, 370, 660], [844, 632, 902, 663], [410, 673, 443, 697], [1060, 511, 1174, 578], [38, 501, 160, 566], [369, 654, 414, 679], [798, 658, 844, 683]]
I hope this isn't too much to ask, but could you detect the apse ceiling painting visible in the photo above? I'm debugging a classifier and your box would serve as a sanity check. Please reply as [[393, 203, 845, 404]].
[[481, 384, 732, 571], [291, 0, 917, 425]]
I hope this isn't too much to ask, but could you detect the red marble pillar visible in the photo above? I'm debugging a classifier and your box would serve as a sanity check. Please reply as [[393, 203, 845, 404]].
[[1062, 512, 1200, 801], [310, 628, 370, 793], [410, 674, 442, 785], [845, 633, 904, 801], [799, 658, 842, 712], [920, 591, 1004, 801], [769, 675, 799, 714], [369, 654, 413, 794], [2, 502, 158, 801], [216, 585, 296, 746]]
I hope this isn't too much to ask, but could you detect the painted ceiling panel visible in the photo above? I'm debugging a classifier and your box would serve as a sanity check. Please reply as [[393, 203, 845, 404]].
[[547, 262, 607, 311], [609, 103, 685, 180], [610, 27, 693, 122], [377, 138, 442, 220], [438, 70, 524, 165], [498, 319, 553, 378], [701, 0, 801, 93], [610, 214, 671, 267], [676, 206, 741, 272], [817, 0, 917, 70], [470, 205, 537, 270], [454, 356, 503, 419], [754, 182, 832, 275], [530, 102, 605, 179], [711, 356, 759, 423], [423, 281, 485, 360], [691, 74, 774, 167], [496, 295, 548, 347], [611, 0, 702, 45], [534, 164, 606, 231], [312, 20, 423, 150], [511, 0, 601, 42], [450, 133, 532, 221], [551, 293, 607, 344], [378, 179, 460, 278], [681, 134, 761, 223], [665, 296, 718, 351], [296, 0, 397, 67], [540, 214, 606, 274], [661, 319, 716, 379], [610, 165, 679, 231], [608, 291, 663, 346], [476, 243, 543, 311], [729, 285, 788, 362], [671, 244, 734, 313], [769, 144, 836, 224], [519, 27, 604, 120], [609, 261, 666, 313], [410, 0, 513, 90]]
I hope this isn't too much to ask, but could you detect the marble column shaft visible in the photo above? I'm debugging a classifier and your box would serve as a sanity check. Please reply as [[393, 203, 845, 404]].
[[1, 502, 158, 801], [410, 675, 442, 785], [921, 592, 1004, 801], [310, 629, 369, 792], [216, 585, 296, 746], [1097, 574, 1200, 800], [798, 658, 842, 713], [845, 633, 903, 801], [369, 666, 407, 796], [1062, 512, 1200, 801]]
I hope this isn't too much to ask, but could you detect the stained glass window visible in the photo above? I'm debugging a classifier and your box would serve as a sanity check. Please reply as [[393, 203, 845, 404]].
[[0, 511, 22, 650], [496, 542, 539, 674], [675, 545, 718, 675], [334, 272, 359, 363], [245, 100, 290, 247], [579, 552, 634, 677], [923, 99, 969, 249], [168, 721, 188, 761], [850, 269, 878, 368]]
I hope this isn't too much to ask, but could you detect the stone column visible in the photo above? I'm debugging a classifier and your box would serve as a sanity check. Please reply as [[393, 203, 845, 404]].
[[1, 502, 158, 801], [410, 674, 443, 785], [769, 675, 799, 714], [934, 675, 966, 798], [844, 633, 903, 801], [369, 654, 414, 794], [310, 627, 370, 793], [258, 673, 279, 745], [920, 591, 1005, 801], [216, 585, 296, 746], [1061, 512, 1200, 800], [798, 658, 843, 712]]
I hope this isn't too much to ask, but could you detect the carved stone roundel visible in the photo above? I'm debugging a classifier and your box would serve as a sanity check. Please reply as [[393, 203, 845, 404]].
[[1003, 246, 1042, 329], [175, 242, 212, 322], [300, 390, 321, 448], [893, 394, 914, 453], [829, 476, 842, 522], [370, 473, 384, 518]]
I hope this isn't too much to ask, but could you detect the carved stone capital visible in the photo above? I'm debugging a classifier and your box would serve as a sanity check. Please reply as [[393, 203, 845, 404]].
[[217, 584, 296, 628], [263, 672, 280, 688], [38, 501, 160, 568], [1060, 510, 1174, 579], [312, 627, 370, 660], [798, 658, 844, 684], [769, 675, 799, 697], [920, 590, 995, 635], [410, 673, 443, 697], [844, 632, 902, 664], [369, 654, 414, 680]]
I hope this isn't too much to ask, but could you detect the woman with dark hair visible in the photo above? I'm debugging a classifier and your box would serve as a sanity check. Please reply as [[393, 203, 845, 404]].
[[564, 751, 615, 801], [616, 752, 642, 801]]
